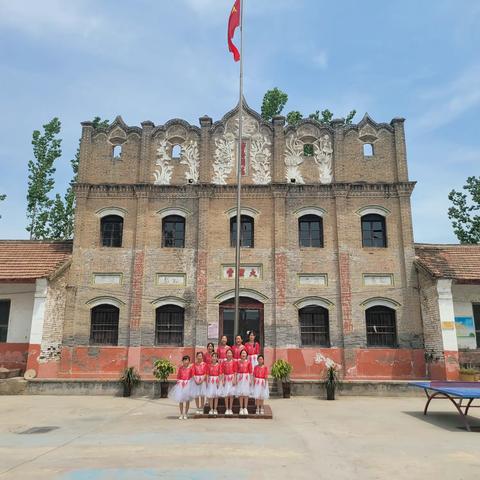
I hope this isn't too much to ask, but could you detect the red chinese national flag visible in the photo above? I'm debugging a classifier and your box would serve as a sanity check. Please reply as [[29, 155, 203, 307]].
[[228, 0, 241, 62]]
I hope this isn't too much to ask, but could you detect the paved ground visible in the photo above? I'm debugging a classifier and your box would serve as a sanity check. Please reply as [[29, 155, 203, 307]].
[[0, 395, 479, 480]]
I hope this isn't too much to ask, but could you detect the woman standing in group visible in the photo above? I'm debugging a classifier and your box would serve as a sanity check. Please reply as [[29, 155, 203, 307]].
[[220, 348, 237, 415], [231, 335, 245, 363], [252, 354, 269, 415], [206, 352, 222, 415], [244, 331, 261, 369], [217, 335, 230, 364], [235, 349, 252, 416], [168, 355, 193, 420], [191, 351, 208, 415], [204, 342, 215, 365]]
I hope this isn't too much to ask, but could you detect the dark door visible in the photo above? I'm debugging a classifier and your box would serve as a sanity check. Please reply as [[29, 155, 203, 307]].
[[219, 297, 264, 347]]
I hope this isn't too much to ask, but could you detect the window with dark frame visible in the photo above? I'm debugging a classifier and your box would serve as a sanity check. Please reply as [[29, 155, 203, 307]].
[[155, 305, 184, 346], [366, 306, 397, 347], [473, 304, 480, 349], [0, 300, 11, 343], [299, 214, 324, 248], [162, 215, 185, 248], [230, 215, 254, 248], [361, 214, 387, 248], [101, 215, 123, 248], [90, 304, 119, 346], [299, 306, 330, 347]]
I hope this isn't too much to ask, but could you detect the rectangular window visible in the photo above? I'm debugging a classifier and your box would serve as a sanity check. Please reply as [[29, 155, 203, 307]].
[[0, 300, 11, 342], [299, 308, 330, 346], [473, 304, 480, 349], [366, 308, 397, 347], [155, 307, 184, 346]]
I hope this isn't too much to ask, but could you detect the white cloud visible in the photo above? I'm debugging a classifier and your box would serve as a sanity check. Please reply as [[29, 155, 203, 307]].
[[0, 0, 103, 37], [312, 50, 328, 70], [412, 64, 480, 132]]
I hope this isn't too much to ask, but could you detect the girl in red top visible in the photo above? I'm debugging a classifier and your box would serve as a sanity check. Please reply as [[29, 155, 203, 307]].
[[235, 349, 253, 415], [206, 352, 221, 415], [252, 354, 269, 415], [220, 348, 237, 415], [168, 355, 193, 420], [192, 352, 208, 414], [204, 342, 215, 365], [216, 335, 230, 363], [245, 331, 261, 368], [231, 335, 245, 362]]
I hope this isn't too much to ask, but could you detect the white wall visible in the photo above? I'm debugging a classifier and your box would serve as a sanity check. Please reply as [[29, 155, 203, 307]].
[[0, 283, 35, 343], [452, 284, 480, 350]]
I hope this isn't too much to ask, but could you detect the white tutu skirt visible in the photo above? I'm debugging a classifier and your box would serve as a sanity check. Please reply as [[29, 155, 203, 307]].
[[206, 376, 221, 398], [168, 379, 192, 403], [251, 378, 270, 400], [235, 373, 251, 397], [190, 375, 207, 398], [249, 355, 259, 369], [221, 374, 236, 397]]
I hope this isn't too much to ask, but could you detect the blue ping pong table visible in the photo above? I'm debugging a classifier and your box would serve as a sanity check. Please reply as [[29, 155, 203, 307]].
[[409, 381, 480, 431]]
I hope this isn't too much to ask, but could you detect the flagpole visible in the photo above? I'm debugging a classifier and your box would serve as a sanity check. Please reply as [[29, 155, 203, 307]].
[[233, 0, 244, 340]]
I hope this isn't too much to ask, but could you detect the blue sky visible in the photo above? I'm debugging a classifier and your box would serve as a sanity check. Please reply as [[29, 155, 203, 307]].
[[0, 0, 479, 242]]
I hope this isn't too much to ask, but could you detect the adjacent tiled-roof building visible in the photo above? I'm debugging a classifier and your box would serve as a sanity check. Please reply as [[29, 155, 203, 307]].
[[415, 243, 480, 282], [0, 240, 72, 283]]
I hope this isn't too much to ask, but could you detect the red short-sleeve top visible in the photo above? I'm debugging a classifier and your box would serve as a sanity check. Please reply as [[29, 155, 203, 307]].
[[177, 365, 193, 381], [231, 344, 245, 360], [253, 365, 268, 379], [204, 352, 213, 364], [236, 360, 252, 374], [216, 345, 230, 361], [221, 360, 237, 375], [193, 362, 208, 376], [208, 363, 221, 377], [244, 342, 260, 356]]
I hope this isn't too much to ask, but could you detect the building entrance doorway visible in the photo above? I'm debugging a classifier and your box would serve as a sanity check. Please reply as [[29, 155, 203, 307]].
[[219, 297, 264, 347]]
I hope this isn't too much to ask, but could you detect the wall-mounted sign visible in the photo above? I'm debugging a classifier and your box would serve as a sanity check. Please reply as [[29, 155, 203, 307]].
[[156, 273, 186, 286], [93, 274, 122, 285], [222, 264, 262, 280], [455, 316, 477, 349], [363, 274, 394, 286], [208, 322, 219, 339], [441, 321, 455, 330], [298, 274, 328, 286]]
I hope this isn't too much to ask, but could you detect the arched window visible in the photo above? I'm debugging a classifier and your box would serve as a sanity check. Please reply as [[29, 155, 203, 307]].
[[363, 143, 374, 156], [361, 214, 386, 248], [299, 214, 324, 248], [162, 215, 185, 248], [366, 306, 397, 347], [90, 304, 119, 345], [172, 144, 182, 159], [101, 215, 123, 247], [155, 305, 185, 345], [112, 145, 122, 160], [299, 306, 330, 346], [230, 215, 254, 248]]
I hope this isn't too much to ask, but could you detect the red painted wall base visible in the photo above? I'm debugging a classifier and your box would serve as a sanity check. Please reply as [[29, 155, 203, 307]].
[[0, 343, 29, 371]]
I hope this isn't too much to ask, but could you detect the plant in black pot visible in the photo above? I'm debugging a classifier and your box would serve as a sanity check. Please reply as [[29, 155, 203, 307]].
[[325, 364, 339, 400], [271, 359, 293, 398], [153, 359, 176, 398], [119, 366, 141, 397]]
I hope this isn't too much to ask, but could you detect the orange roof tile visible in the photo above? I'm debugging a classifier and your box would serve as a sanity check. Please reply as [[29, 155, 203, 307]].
[[0, 240, 72, 282], [415, 243, 480, 281]]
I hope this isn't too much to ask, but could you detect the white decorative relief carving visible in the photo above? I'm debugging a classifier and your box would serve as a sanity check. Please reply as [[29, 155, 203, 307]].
[[229, 114, 258, 137], [250, 133, 271, 185], [313, 134, 333, 184], [212, 133, 235, 184], [284, 136, 305, 184], [180, 140, 199, 183], [153, 139, 173, 185]]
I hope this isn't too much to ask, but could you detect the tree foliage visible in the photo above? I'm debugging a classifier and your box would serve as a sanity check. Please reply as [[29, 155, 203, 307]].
[[260, 88, 356, 127], [27, 116, 109, 240], [0, 194, 5, 219], [261, 87, 288, 121], [448, 176, 480, 244], [27, 118, 62, 239]]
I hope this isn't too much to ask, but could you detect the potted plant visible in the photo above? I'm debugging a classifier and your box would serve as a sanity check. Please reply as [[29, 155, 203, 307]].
[[325, 364, 339, 400], [119, 366, 141, 397], [459, 366, 478, 382], [271, 359, 293, 398], [153, 359, 176, 398]]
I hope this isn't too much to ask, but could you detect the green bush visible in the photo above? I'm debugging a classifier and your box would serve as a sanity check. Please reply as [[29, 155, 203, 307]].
[[119, 366, 141, 388], [271, 359, 293, 381], [153, 359, 176, 381]]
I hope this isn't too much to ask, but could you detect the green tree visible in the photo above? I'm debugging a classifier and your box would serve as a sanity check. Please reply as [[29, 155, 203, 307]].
[[448, 176, 480, 244], [0, 194, 5, 219], [49, 116, 109, 239], [27, 118, 62, 239], [286, 110, 303, 125], [261, 87, 288, 121]]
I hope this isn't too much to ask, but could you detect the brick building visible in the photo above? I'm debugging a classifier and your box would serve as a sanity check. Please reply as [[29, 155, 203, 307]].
[[43, 101, 426, 381]]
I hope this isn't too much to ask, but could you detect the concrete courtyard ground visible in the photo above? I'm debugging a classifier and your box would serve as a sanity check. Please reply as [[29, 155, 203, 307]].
[[0, 395, 479, 480]]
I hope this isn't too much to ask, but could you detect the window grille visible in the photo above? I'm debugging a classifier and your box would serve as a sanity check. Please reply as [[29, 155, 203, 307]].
[[299, 306, 330, 346], [155, 305, 184, 346], [90, 304, 119, 345], [366, 306, 397, 347]]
